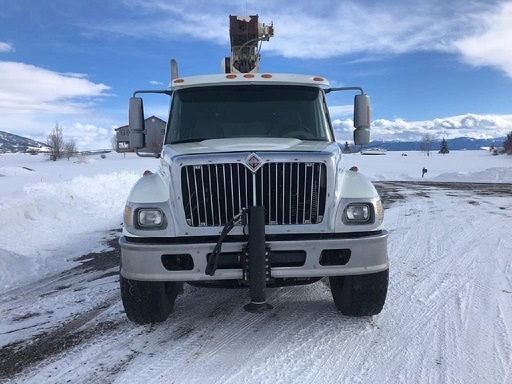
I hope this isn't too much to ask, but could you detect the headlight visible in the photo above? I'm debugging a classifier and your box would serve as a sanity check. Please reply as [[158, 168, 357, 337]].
[[136, 208, 165, 228], [343, 203, 372, 224]]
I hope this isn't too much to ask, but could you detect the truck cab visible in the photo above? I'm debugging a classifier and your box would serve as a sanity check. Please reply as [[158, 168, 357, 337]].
[[119, 16, 388, 324]]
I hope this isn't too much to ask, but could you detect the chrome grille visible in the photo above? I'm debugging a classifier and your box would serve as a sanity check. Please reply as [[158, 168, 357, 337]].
[[181, 162, 326, 227]]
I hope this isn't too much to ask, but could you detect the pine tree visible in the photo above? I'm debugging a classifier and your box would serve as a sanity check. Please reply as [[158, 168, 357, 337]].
[[439, 138, 449, 154], [504, 132, 512, 155]]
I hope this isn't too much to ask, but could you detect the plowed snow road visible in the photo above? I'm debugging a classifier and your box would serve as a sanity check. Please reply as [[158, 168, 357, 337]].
[[1, 182, 511, 384]]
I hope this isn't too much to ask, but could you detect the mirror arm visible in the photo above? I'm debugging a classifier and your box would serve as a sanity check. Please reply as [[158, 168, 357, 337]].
[[135, 149, 160, 158], [325, 86, 364, 95], [133, 89, 173, 97], [324, 86, 371, 145]]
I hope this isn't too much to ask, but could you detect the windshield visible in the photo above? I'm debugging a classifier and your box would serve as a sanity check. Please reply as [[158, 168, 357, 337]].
[[167, 85, 333, 144]]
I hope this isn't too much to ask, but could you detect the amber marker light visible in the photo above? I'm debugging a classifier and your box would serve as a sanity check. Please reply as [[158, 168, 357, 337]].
[[261, 74, 272, 78], [226, 74, 237, 79], [313, 77, 324, 82], [244, 74, 255, 78], [173, 79, 185, 83]]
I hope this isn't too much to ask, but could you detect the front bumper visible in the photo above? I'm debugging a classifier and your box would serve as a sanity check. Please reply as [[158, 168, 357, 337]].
[[119, 230, 388, 282]]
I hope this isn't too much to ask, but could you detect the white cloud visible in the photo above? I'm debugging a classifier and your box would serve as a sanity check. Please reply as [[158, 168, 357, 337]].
[[102, 1, 485, 55], [334, 113, 512, 142], [262, 3, 455, 59], [83, 0, 512, 82], [328, 105, 354, 119], [88, 1, 227, 42], [0, 61, 110, 107], [0, 61, 114, 149], [452, 2, 512, 77], [82, 1, 512, 77], [0, 42, 14, 52], [66, 123, 113, 150]]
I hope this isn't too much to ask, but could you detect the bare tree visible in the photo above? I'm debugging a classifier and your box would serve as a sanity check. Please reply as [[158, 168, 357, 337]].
[[47, 122, 64, 160], [111, 134, 118, 151], [420, 133, 435, 156], [63, 139, 77, 160]]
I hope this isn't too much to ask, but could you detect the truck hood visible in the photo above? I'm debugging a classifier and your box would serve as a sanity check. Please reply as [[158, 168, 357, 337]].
[[167, 138, 333, 155]]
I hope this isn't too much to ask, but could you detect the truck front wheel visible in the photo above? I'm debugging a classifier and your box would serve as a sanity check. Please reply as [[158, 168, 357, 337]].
[[329, 269, 388, 316], [120, 276, 180, 324]]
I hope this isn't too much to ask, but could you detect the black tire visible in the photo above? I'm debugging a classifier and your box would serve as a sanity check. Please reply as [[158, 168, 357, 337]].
[[120, 276, 180, 324], [329, 269, 389, 316]]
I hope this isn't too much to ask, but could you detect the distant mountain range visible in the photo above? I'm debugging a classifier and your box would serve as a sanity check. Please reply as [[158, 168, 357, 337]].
[[342, 137, 507, 152], [0, 131, 50, 153], [0, 130, 507, 154]]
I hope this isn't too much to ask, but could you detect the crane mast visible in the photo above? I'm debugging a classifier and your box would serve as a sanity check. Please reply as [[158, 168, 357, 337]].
[[224, 15, 273, 74]]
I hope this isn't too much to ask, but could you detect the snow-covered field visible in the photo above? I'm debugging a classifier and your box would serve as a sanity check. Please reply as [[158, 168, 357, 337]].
[[0, 149, 511, 383], [1, 149, 510, 290]]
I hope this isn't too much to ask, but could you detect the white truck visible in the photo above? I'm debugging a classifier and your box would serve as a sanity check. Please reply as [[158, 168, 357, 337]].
[[120, 15, 388, 324]]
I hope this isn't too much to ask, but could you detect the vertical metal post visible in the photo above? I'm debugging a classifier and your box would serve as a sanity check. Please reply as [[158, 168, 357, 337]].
[[243, 205, 273, 312]]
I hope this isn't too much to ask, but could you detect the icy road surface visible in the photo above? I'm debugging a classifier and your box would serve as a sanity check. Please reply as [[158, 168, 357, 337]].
[[1, 182, 511, 384]]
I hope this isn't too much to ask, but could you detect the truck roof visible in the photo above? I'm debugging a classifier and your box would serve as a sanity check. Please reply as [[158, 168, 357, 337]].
[[169, 73, 330, 90]]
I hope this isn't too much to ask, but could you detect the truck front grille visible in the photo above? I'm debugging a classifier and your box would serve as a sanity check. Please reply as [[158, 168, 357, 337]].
[[181, 162, 326, 227]]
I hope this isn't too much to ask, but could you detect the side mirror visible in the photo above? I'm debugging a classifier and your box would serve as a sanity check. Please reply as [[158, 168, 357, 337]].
[[354, 128, 370, 146], [353, 94, 371, 145], [129, 97, 145, 149]]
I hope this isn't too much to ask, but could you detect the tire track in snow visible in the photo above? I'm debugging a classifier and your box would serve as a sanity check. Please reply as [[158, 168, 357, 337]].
[[3, 182, 512, 384], [114, 286, 340, 384], [371, 183, 512, 383], [109, 286, 283, 384]]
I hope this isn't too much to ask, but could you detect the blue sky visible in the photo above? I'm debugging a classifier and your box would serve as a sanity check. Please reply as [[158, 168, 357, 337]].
[[1, 0, 512, 150]]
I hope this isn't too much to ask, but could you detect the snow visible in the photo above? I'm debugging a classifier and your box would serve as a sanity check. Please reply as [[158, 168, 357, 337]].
[[344, 149, 512, 183], [0, 152, 158, 290], [0, 149, 511, 383], [0, 149, 510, 291]]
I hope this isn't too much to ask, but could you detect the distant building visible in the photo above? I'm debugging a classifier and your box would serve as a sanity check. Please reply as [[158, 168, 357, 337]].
[[115, 115, 166, 154]]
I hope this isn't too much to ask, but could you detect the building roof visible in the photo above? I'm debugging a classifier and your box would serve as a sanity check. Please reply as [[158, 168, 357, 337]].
[[115, 115, 166, 131]]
